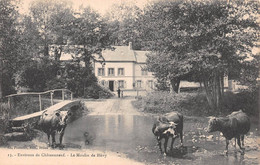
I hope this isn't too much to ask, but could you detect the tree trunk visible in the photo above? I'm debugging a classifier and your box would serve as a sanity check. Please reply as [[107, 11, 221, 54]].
[[170, 78, 180, 93], [202, 71, 223, 112]]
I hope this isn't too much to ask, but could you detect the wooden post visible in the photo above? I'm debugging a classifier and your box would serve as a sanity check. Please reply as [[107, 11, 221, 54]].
[[50, 91, 54, 105], [71, 92, 73, 100], [62, 90, 64, 101], [39, 94, 42, 111]]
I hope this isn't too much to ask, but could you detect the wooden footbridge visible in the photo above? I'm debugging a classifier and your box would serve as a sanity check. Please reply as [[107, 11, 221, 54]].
[[4, 89, 84, 141]]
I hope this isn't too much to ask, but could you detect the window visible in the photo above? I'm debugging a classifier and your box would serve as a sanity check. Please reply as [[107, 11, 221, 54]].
[[118, 68, 124, 76], [108, 68, 114, 76], [141, 68, 148, 76], [98, 68, 105, 76], [118, 80, 125, 88], [148, 80, 154, 89], [136, 80, 142, 88]]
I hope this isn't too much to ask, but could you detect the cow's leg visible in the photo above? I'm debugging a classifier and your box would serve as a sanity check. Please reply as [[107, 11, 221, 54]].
[[51, 132, 56, 148], [170, 137, 175, 151], [47, 133, 51, 146], [225, 139, 229, 155], [59, 132, 65, 147], [157, 136, 163, 153], [164, 137, 169, 155], [237, 136, 245, 154], [241, 135, 245, 146], [180, 131, 183, 146]]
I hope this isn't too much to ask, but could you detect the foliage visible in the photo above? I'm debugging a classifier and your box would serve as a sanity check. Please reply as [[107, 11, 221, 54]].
[[29, 0, 74, 56], [132, 90, 259, 116], [132, 91, 210, 116], [84, 83, 114, 99], [221, 89, 259, 116], [0, 0, 21, 97], [104, 1, 142, 49], [0, 102, 9, 145], [139, 0, 259, 111], [68, 6, 112, 66]]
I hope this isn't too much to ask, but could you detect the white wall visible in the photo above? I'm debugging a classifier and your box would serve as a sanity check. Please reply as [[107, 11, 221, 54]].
[[95, 61, 135, 90], [94, 61, 156, 92], [134, 63, 155, 91]]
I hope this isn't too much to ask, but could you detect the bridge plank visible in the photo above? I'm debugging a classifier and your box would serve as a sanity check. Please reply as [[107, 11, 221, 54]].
[[12, 100, 76, 121]]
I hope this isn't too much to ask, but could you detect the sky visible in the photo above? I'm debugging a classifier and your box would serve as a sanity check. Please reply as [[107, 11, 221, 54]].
[[18, 0, 150, 15]]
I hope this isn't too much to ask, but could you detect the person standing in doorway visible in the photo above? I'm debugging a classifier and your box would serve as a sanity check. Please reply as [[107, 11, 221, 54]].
[[117, 88, 121, 98]]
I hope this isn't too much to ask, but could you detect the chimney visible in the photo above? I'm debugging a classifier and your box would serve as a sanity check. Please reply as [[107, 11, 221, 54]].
[[129, 42, 132, 50]]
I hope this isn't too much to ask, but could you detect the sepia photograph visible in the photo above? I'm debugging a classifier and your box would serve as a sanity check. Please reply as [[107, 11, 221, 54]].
[[0, 0, 259, 164]]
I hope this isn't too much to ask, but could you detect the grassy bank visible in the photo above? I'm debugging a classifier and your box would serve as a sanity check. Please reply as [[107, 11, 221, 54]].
[[132, 90, 259, 117]]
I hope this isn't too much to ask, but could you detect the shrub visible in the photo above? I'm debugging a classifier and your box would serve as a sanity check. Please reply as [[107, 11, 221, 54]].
[[132, 91, 207, 115], [84, 83, 114, 99], [132, 89, 258, 117], [221, 89, 259, 116], [9, 96, 52, 119], [0, 102, 10, 146]]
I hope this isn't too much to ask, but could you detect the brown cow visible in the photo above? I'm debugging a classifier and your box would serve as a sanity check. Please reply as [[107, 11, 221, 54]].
[[38, 110, 71, 148], [152, 112, 184, 155], [206, 110, 250, 155]]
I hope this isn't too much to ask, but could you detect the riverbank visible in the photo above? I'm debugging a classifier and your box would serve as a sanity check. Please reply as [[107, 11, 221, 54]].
[[131, 90, 259, 117]]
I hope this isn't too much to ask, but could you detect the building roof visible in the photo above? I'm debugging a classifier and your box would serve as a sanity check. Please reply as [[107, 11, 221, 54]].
[[96, 46, 150, 63], [49, 44, 150, 63], [101, 46, 136, 62]]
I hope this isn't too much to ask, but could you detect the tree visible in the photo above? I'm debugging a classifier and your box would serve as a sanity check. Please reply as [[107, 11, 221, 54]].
[[29, 0, 74, 57], [183, 0, 259, 111], [0, 0, 21, 97], [104, 1, 142, 49], [139, 0, 192, 93], [67, 6, 112, 68], [139, 0, 259, 111]]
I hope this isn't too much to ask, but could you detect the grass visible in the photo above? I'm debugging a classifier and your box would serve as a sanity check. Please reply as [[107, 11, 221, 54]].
[[132, 90, 259, 117], [0, 102, 10, 146]]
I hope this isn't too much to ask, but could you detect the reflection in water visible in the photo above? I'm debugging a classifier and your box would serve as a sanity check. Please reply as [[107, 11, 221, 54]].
[[64, 115, 155, 152], [62, 115, 259, 165]]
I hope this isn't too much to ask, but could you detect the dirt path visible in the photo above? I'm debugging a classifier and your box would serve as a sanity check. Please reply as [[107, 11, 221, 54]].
[[85, 97, 141, 115]]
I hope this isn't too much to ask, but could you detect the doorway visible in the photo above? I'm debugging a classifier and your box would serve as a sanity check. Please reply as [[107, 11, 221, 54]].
[[109, 81, 114, 91]]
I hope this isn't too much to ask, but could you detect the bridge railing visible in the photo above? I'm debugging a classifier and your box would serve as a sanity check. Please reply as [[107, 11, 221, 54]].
[[5, 89, 73, 118]]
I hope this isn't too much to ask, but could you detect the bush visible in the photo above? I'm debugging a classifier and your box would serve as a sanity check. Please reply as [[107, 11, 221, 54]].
[[132, 91, 209, 116], [9, 96, 52, 119], [132, 89, 259, 117], [0, 102, 10, 133], [0, 102, 10, 146], [84, 83, 114, 99], [221, 89, 259, 116]]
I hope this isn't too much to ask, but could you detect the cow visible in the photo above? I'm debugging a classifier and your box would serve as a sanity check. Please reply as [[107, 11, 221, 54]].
[[152, 112, 184, 155], [206, 110, 250, 155], [38, 110, 71, 148]]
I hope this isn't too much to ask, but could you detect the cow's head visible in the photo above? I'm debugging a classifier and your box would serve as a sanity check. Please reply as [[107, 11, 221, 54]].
[[56, 111, 72, 133], [163, 122, 178, 138], [206, 117, 218, 133], [153, 121, 178, 138]]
